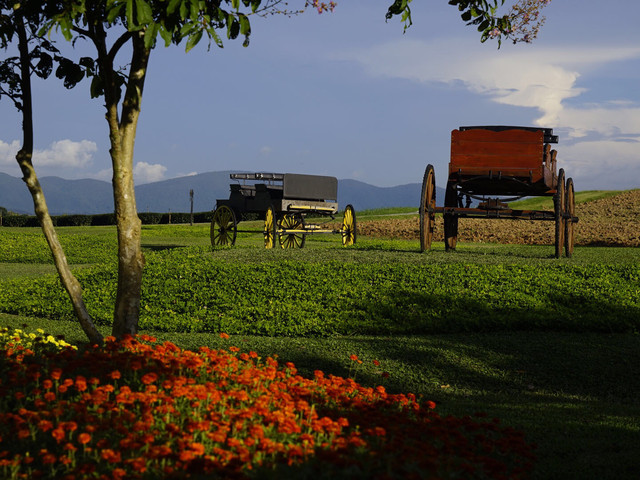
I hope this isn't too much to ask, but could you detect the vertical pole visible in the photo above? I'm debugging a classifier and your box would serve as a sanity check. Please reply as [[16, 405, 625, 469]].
[[190, 189, 194, 226]]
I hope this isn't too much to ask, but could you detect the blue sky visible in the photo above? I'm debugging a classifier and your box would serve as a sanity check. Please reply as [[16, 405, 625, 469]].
[[1, 1, 639, 192]]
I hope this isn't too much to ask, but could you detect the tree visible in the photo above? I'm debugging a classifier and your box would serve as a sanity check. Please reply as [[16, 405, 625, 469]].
[[1, 0, 550, 343], [0, 0, 104, 344]]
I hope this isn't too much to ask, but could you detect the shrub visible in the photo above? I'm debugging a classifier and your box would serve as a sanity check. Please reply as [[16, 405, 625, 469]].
[[56, 215, 93, 227], [91, 213, 116, 226], [138, 212, 163, 225]]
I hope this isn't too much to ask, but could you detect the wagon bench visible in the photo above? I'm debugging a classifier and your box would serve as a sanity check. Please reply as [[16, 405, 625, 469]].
[[419, 126, 579, 257], [211, 172, 356, 248]]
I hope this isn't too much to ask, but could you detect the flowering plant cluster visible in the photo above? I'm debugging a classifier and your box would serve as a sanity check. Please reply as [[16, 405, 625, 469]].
[[0, 327, 77, 355], [0, 330, 535, 479]]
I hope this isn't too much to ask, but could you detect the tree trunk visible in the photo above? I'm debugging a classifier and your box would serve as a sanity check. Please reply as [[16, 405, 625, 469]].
[[15, 14, 103, 345], [105, 32, 150, 338]]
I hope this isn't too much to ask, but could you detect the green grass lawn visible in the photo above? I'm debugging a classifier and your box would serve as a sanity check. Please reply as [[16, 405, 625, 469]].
[[1, 220, 639, 479]]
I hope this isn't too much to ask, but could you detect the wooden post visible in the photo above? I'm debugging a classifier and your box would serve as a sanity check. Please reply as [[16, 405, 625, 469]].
[[189, 189, 194, 226]]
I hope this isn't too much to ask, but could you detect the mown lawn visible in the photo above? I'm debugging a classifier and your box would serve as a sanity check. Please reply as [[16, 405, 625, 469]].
[[1, 222, 639, 479]]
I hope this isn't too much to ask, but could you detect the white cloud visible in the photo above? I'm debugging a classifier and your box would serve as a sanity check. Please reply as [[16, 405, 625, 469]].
[[1, 139, 98, 176], [134, 162, 167, 184], [561, 139, 640, 190], [336, 40, 640, 133], [0, 140, 21, 165], [33, 140, 97, 168]]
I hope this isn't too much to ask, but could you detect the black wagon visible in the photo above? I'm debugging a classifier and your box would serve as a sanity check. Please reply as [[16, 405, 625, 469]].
[[211, 172, 356, 248]]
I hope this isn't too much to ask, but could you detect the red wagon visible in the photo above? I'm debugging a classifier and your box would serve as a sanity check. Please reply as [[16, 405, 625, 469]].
[[419, 126, 578, 257]]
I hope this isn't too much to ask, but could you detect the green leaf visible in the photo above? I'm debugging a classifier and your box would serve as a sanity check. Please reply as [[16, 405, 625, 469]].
[[126, 0, 135, 26], [143, 23, 158, 48], [159, 24, 173, 46], [185, 30, 203, 53], [238, 14, 250, 37], [90, 75, 104, 98], [179, 0, 188, 20], [135, 0, 153, 25], [167, 0, 181, 15]]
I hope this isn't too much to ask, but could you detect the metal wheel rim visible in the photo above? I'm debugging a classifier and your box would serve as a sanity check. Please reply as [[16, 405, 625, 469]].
[[279, 214, 306, 249], [210, 205, 237, 246], [342, 205, 357, 246]]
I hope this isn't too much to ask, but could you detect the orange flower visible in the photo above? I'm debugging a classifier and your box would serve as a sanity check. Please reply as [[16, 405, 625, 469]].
[[190, 442, 206, 456], [38, 420, 54, 432], [130, 360, 142, 371], [77, 432, 91, 445], [179, 450, 195, 462], [141, 372, 158, 385], [51, 428, 65, 443], [109, 370, 121, 380], [75, 376, 87, 392], [219, 332, 230, 339], [17, 429, 30, 439], [101, 449, 122, 463], [50, 368, 62, 380], [43, 379, 53, 389]]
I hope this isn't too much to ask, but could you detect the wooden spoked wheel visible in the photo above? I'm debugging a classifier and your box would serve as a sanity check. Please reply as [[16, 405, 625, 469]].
[[564, 177, 575, 258], [279, 213, 306, 249], [264, 206, 277, 249], [210, 205, 237, 246], [342, 204, 357, 246], [554, 168, 566, 258], [443, 182, 458, 251], [419, 164, 436, 252]]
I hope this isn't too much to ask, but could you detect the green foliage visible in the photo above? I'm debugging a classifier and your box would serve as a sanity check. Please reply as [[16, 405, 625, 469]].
[[2, 244, 638, 336], [0, 227, 117, 264]]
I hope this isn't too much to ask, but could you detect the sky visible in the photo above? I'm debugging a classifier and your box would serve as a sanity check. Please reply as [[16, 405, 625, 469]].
[[1, 1, 639, 193]]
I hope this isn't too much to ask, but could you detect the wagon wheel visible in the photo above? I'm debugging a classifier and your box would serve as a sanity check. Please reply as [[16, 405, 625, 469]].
[[443, 181, 459, 251], [264, 205, 277, 249], [564, 177, 575, 258], [279, 213, 306, 249], [210, 205, 237, 246], [554, 168, 566, 258], [419, 164, 436, 252], [342, 204, 357, 246]]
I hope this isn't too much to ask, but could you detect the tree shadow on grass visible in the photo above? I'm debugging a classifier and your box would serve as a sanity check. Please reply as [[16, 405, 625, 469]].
[[141, 244, 184, 251]]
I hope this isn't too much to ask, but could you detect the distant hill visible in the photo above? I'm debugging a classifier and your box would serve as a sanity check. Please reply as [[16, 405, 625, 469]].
[[0, 171, 442, 215]]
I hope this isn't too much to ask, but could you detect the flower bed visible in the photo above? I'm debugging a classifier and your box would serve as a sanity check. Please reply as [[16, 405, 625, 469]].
[[0, 328, 535, 479]]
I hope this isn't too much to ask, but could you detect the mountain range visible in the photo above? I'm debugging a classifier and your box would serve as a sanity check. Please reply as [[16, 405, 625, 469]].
[[0, 171, 443, 215]]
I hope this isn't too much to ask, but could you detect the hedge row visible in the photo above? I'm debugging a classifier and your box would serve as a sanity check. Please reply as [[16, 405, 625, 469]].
[[0, 211, 214, 227]]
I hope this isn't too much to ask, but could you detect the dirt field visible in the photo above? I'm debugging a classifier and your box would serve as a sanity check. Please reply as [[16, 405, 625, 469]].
[[358, 189, 640, 247]]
